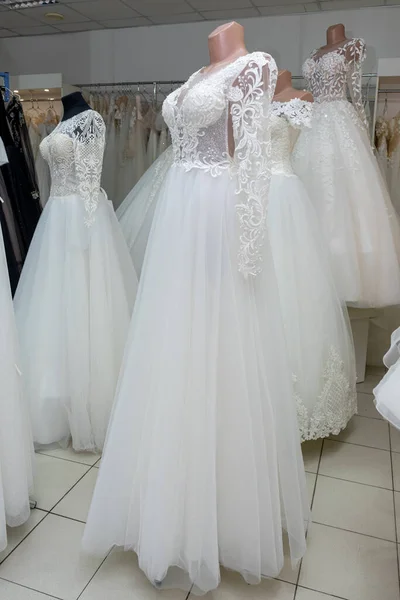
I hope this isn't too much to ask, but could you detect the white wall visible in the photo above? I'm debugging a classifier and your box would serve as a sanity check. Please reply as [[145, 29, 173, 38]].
[[1, 5, 400, 84]]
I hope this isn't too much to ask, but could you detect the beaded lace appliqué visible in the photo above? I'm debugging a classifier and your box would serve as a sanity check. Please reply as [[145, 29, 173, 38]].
[[293, 346, 357, 441], [271, 98, 313, 129], [162, 52, 277, 278], [39, 109, 106, 226]]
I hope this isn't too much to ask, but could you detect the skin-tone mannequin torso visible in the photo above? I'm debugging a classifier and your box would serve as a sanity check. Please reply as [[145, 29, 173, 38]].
[[273, 70, 313, 103], [61, 91, 91, 122], [203, 21, 248, 74]]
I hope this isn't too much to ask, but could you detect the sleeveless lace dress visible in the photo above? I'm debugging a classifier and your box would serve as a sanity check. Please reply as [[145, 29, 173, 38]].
[[83, 53, 309, 594], [14, 109, 138, 453], [293, 38, 400, 308], [0, 221, 33, 551], [269, 99, 356, 440]]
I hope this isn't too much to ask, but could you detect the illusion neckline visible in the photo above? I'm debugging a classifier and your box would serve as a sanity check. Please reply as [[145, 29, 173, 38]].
[[310, 38, 357, 63]]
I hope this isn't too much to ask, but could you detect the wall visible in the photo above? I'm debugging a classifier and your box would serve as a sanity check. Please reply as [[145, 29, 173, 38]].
[[1, 5, 400, 85]]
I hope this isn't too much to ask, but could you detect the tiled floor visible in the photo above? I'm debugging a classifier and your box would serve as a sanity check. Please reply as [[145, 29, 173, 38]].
[[1, 369, 399, 600]]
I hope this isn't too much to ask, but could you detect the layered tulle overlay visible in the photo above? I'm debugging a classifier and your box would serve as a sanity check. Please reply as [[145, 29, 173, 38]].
[[374, 327, 400, 429], [293, 100, 400, 307], [14, 192, 137, 452], [0, 229, 34, 551], [268, 172, 357, 439], [83, 165, 309, 593]]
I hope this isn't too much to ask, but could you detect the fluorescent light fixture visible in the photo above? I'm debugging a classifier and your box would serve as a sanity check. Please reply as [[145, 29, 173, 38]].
[[13, 89, 19, 93], [44, 88, 49, 92], [0, 0, 59, 9]]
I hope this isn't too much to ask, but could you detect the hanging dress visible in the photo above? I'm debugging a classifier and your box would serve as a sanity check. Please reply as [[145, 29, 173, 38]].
[[14, 109, 138, 453], [83, 52, 309, 595], [293, 38, 400, 308]]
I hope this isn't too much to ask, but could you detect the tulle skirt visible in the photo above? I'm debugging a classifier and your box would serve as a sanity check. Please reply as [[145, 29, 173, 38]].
[[293, 100, 400, 308], [0, 230, 33, 551], [374, 326, 400, 428], [14, 193, 137, 453], [268, 173, 357, 440], [83, 164, 309, 594], [117, 147, 174, 277]]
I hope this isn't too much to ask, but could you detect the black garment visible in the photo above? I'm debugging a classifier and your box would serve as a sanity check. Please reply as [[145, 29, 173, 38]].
[[0, 97, 41, 291]]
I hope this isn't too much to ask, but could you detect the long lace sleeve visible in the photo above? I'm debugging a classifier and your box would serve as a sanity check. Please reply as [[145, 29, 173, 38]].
[[74, 111, 106, 226], [228, 52, 278, 278], [346, 38, 368, 132]]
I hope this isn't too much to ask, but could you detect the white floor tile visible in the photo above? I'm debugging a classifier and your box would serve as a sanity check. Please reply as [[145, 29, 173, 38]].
[[37, 446, 101, 466], [0, 579, 58, 599], [52, 468, 98, 522], [0, 510, 47, 563], [331, 415, 390, 450], [392, 452, 400, 492], [357, 370, 384, 394], [394, 492, 400, 540], [357, 392, 382, 420], [34, 453, 90, 511], [302, 440, 322, 474], [79, 550, 187, 600], [390, 426, 400, 453], [312, 475, 396, 541], [299, 523, 399, 600], [203, 569, 295, 599], [296, 588, 341, 600], [319, 440, 392, 489], [0, 514, 104, 600]]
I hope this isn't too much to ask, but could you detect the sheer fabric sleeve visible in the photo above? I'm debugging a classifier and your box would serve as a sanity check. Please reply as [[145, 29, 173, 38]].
[[74, 111, 106, 226], [346, 38, 368, 132], [228, 52, 278, 278], [273, 98, 313, 130]]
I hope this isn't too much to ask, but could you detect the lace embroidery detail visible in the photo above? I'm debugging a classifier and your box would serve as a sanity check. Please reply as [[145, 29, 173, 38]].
[[40, 109, 106, 226], [162, 52, 277, 278], [294, 346, 357, 441], [230, 54, 277, 277], [303, 38, 368, 132], [271, 98, 313, 129]]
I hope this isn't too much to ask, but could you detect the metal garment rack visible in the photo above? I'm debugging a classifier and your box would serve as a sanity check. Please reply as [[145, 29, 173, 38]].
[[77, 80, 185, 104]]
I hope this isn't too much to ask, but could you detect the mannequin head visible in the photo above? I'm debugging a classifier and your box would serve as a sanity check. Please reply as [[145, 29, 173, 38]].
[[61, 91, 91, 122], [208, 21, 247, 65], [326, 24, 347, 46], [273, 69, 313, 103]]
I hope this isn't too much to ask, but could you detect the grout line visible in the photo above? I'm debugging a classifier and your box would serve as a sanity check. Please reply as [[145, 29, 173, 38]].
[[0, 575, 62, 599], [0, 512, 50, 567], [49, 512, 87, 525], [36, 450, 100, 468], [311, 520, 397, 544], [76, 548, 113, 599], [325, 437, 391, 453], [314, 472, 394, 492], [46, 463, 99, 514], [297, 584, 348, 599], [388, 426, 400, 595]]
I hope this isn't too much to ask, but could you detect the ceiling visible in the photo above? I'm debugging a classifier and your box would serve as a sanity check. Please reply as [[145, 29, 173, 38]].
[[0, 0, 399, 37]]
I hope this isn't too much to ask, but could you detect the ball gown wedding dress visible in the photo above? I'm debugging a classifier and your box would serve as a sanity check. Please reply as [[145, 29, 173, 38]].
[[269, 99, 357, 440], [14, 109, 138, 453], [83, 52, 309, 594], [293, 38, 400, 308], [0, 172, 34, 550]]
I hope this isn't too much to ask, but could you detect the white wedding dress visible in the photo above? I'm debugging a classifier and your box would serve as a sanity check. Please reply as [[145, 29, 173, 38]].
[[0, 190, 34, 549], [14, 109, 138, 453], [269, 99, 357, 440], [83, 52, 309, 594], [374, 326, 400, 429], [293, 38, 400, 308]]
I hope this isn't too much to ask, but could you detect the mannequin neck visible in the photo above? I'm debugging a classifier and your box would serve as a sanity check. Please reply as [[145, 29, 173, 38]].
[[208, 21, 248, 67], [61, 92, 91, 122], [326, 24, 347, 46], [274, 70, 292, 96]]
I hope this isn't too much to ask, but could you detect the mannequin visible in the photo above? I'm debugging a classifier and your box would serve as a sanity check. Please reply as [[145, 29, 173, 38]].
[[61, 91, 91, 122], [205, 21, 248, 74], [273, 70, 313, 103], [313, 24, 360, 61]]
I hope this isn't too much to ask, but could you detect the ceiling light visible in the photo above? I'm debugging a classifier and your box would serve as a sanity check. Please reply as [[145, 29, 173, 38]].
[[13, 89, 18, 93], [0, 0, 59, 9], [44, 88, 49, 92], [45, 11, 64, 21]]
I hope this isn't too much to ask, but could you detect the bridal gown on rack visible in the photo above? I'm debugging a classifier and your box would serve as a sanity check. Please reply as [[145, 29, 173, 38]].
[[0, 210, 34, 551], [83, 52, 309, 594], [293, 38, 400, 308], [14, 109, 138, 453], [269, 99, 356, 440]]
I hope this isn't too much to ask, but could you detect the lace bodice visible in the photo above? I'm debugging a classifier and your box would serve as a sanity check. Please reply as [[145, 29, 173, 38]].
[[270, 99, 313, 175], [40, 109, 105, 225], [162, 52, 277, 277], [303, 38, 368, 130]]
